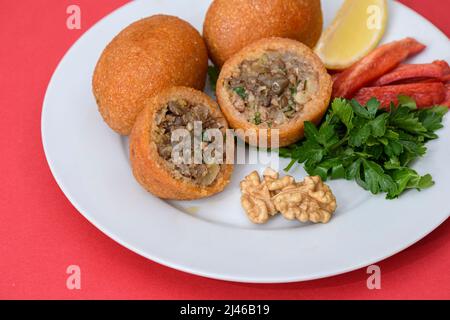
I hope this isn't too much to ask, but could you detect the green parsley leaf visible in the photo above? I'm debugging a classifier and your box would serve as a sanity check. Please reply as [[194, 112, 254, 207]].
[[350, 99, 378, 120], [362, 159, 398, 195], [253, 112, 262, 125], [233, 86, 247, 99], [331, 163, 346, 179], [417, 106, 448, 133], [369, 113, 389, 137], [389, 106, 427, 134], [349, 123, 371, 147], [398, 95, 417, 109], [387, 168, 434, 199], [332, 98, 354, 130], [290, 86, 297, 96], [366, 98, 381, 117]]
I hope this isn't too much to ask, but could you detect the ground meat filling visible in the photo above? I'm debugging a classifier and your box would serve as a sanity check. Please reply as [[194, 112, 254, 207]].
[[154, 99, 223, 186], [226, 51, 319, 127]]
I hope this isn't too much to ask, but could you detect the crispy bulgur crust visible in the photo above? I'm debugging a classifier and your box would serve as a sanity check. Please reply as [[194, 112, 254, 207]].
[[93, 15, 208, 135], [203, 0, 323, 67]]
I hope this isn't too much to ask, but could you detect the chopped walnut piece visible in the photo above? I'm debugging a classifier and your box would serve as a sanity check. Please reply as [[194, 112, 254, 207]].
[[240, 169, 337, 224], [262, 167, 296, 196], [273, 176, 337, 223], [240, 171, 277, 224], [263, 167, 279, 180], [267, 176, 296, 193]]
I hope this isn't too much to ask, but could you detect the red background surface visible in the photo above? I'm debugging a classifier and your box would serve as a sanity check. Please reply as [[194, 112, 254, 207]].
[[0, 0, 449, 300]]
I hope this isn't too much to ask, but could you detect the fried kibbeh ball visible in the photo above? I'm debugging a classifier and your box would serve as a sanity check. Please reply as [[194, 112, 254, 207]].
[[93, 15, 208, 135], [203, 0, 323, 67], [216, 38, 332, 147], [130, 87, 234, 200]]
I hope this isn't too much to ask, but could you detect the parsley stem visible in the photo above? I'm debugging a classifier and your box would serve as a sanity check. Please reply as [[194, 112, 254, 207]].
[[330, 135, 349, 151], [284, 159, 297, 172]]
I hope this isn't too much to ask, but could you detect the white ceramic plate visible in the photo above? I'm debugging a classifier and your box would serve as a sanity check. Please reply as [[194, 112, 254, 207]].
[[42, 0, 450, 283]]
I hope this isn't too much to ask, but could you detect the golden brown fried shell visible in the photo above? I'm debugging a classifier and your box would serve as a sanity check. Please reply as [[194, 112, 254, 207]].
[[216, 38, 332, 147], [203, 0, 323, 67], [93, 15, 208, 135], [130, 87, 233, 200]]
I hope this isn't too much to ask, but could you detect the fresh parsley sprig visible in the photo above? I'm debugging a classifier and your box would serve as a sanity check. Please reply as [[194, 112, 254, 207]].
[[279, 96, 447, 199]]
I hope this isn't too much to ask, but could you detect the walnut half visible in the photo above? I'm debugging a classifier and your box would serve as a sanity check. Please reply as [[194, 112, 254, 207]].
[[240, 169, 337, 224], [240, 171, 277, 224], [273, 176, 337, 223]]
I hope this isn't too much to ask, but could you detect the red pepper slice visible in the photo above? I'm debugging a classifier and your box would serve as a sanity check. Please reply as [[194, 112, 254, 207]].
[[353, 83, 446, 108], [373, 61, 447, 86], [332, 38, 426, 98]]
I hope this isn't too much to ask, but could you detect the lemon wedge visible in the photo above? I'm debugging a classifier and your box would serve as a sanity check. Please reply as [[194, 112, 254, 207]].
[[315, 0, 388, 70]]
